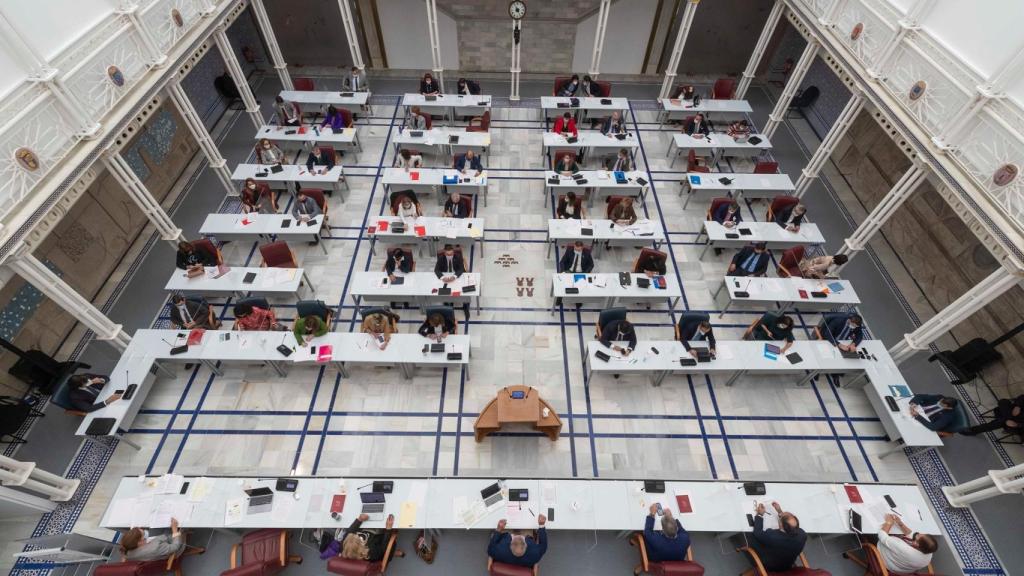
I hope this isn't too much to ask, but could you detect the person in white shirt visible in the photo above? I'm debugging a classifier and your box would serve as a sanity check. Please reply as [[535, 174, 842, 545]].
[[394, 195, 421, 220], [873, 513, 937, 574], [397, 149, 423, 170]]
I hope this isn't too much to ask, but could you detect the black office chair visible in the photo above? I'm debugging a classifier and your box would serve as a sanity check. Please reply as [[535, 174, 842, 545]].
[[297, 300, 333, 324], [360, 307, 400, 331], [0, 397, 44, 445], [235, 296, 270, 311], [595, 307, 628, 340], [676, 312, 711, 342], [424, 305, 458, 335]]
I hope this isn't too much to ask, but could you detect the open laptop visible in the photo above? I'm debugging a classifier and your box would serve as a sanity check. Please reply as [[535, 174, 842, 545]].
[[480, 482, 505, 511], [848, 509, 863, 534], [359, 492, 386, 521]]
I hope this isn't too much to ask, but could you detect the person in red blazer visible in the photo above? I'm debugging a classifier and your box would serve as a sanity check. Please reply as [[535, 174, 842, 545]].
[[552, 112, 578, 138]]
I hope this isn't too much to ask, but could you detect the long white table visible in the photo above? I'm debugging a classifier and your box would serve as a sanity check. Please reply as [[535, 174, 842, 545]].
[[659, 98, 754, 127], [164, 266, 312, 299], [698, 221, 825, 258], [392, 128, 491, 158], [231, 164, 349, 196], [718, 276, 861, 315], [547, 219, 665, 257], [349, 271, 482, 314], [199, 213, 328, 255], [381, 167, 490, 206], [584, 340, 942, 450], [403, 93, 492, 123], [255, 125, 361, 159], [101, 475, 939, 538], [369, 216, 485, 256], [540, 96, 630, 120], [680, 172, 796, 209], [543, 131, 640, 164], [277, 90, 370, 113], [550, 273, 681, 313], [544, 170, 647, 207], [668, 132, 773, 168]]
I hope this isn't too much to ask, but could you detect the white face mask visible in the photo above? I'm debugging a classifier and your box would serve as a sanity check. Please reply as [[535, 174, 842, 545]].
[[263, 144, 271, 149], [247, 184, 256, 190]]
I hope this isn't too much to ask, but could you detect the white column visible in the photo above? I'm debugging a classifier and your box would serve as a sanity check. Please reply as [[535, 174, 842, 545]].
[[102, 151, 183, 246], [6, 248, 132, 351], [836, 164, 925, 261], [165, 80, 235, 197], [337, 0, 366, 69], [249, 0, 294, 91], [0, 455, 80, 502], [867, 0, 933, 79], [0, 12, 101, 138], [212, 28, 264, 130], [942, 463, 1024, 507], [736, 0, 785, 99], [510, 20, 522, 101], [117, 1, 168, 67], [794, 93, 864, 197], [762, 37, 819, 139], [657, 0, 701, 101], [889, 267, 1022, 364], [424, 0, 445, 92], [588, 0, 611, 78]]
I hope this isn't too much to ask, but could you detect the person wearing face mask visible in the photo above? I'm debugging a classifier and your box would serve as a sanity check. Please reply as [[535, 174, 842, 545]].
[[678, 319, 717, 360], [406, 106, 428, 131], [713, 200, 743, 228], [240, 178, 277, 214], [434, 244, 465, 281], [683, 113, 709, 137], [559, 241, 594, 274], [601, 111, 627, 136], [607, 148, 632, 172], [456, 77, 479, 95], [321, 105, 351, 132], [727, 242, 770, 277], [775, 203, 807, 232], [385, 248, 413, 282], [558, 74, 580, 97], [554, 153, 580, 176], [610, 197, 637, 226], [255, 138, 287, 165], [744, 311, 796, 354], [552, 112, 578, 139], [599, 318, 637, 356], [455, 150, 483, 177], [274, 96, 301, 126], [306, 146, 335, 174], [444, 192, 469, 219], [556, 191, 584, 219], [580, 75, 602, 98], [393, 195, 422, 220], [420, 73, 440, 96], [397, 149, 423, 171]]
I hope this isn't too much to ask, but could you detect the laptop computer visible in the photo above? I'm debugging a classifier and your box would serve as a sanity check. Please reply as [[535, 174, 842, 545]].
[[359, 492, 386, 520], [244, 487, 274, 514], [848, 509, 863, 533], [480, 482, 504, 510]]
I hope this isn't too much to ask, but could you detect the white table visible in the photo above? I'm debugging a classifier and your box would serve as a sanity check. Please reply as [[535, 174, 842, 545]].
[[254, 125, 361, 159], [717, 277, 861, 316], [680, 172, 795, 209], [668, 132, 772, 168], [403, 93, 492, 123], [231, 164, 349, 197], [547, 219, 665, 257], [100, 475, 939, 538], [659, 98, 754, 128], [368, 216, 485, 256], [550, 273, 681, 313], [540, 96, 630, 121], [392, 128, 491, 159], [277, 90, 370, 113], [543, 131, 640, 165], [381, 167, 490, 206], [350, 271, 482, 314], [199, 213, 328, 255], [698, 222, 825, 258], [544, 170, 647, 207], [164, 266, 312, 299]]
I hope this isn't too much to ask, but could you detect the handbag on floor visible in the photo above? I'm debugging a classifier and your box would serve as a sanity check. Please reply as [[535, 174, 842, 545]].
[[415, 531, 438, 564]]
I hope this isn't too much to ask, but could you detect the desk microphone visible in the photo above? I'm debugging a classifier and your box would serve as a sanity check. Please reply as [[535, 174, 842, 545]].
[[161, 338, 177, 347]]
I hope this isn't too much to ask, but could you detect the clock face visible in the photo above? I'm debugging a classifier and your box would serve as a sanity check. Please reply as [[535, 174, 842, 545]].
[[509, 0, 526, 19]]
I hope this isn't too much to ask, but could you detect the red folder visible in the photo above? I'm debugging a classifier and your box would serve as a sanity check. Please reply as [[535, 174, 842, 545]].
[[367, 226, 377, 235], [330, 494, 346, 513], [410, 171, 420, 181], [415, 226, 427, 237], [675, 494, 693, 514], [844, 485, 863, 504], [317, 345, 333, 363], [298, 126, 307, 134], [377, 220, 389, 232], [187, 329, 205, 346]]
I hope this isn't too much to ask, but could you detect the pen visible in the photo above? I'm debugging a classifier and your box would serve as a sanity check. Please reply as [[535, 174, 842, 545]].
[[529, 508, 535, 517], [917, 509, 923, 521]]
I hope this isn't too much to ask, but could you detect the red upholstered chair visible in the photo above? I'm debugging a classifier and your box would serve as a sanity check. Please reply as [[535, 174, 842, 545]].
[[389, 192, 423, 216], [552, 76, 572, 96], [293, 78, 315, 91], [95, 534, 198, 576], [632, 248, 667, 274], [220, 529, 302, 576], [552, 150, 578, 170], [468, 110, 491, 132], [595, 80, 612, 97], [712, 78, 736, 99], [688, 150, 710, 173], [777, 246, 805, 278], [381, 247, 415, 272], [766, 196, 800, 222], [488, 558, 538, 576], [737, 547, 831, 576], [326, 531, 398, 575], [338, 109, 354, 128], [629, 533, 705, 575], [302, 189, 329, 227], [192, 238, 224, 266], [420, 112, 433, 130], [707, 198, 733, 222], [260, 241, 298, 268], [843, 540, 937, 575], [754, 161, 779, 174], [606, 195, 631, 219]]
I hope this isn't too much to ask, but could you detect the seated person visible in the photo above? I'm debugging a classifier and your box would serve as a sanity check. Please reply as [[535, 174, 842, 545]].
[[338, 513, 403, 563], [678, 319, 716, 359], [748, 502, 806, 573], [635, 250, 666, 277], [420, 73, 440, 95], [601, 111, 627, 136], [292, 189, 322, 222], [68, 374, 120, 413], [744, 312, 796, 354], [607, 148, 632, 172], [599, 318, 637, 356], [775, 203, 807, 231], [255, 138, 287, 165], [175, 241, 217, 270], [419, 312, 455, 341], [816, 312, 863, 352], [557, 191, 584, 219], [233, 302, 287, 331], [294, 314, 329, 345], [361, 310, 395, 349], [962, 395, 1024, 438], [456, 77, 479, 95], [455, 150, 483, 176], [240, 178, 277, 214], [799, 253, 847, 279], [434, 244, 465, 280], [397, 149, 423, 170], [120, 517, 193, 562], [444, 192, 470, 218], [874, 513, 938, 574], [643, 504, 690, 562], [320, 105, 349, 131], [610, 197, 637, 226], [552, 112, 579, 138], [726, 120, 751, 139], [560, 241, 594, 274], [908, 394, 960, 433], [727, 242, 769, 277], [557, 74, 580, 97], [170, 293, 220, 330], [488, 515, 548, 568], [385, 248, 412, 281], [274, 96, 301, 127], [673, 85, 696, 100], [554, 154, 580, 176], [344, 66, 368, 92], [580, 75, 602, 97], [683, 113, 709, 137], [394, 195, 421, 220], [306, 146, 335, 173], [713, 200, 742, 227], [406, 106, 427, 130]]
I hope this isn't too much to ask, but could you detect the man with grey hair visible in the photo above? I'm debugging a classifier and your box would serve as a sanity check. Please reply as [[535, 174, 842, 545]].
[[642, 504, 691, 562], [487, 514, 548, 568]]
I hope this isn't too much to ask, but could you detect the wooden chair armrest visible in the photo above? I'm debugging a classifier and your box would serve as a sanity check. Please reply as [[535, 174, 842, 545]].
[[629, 532, 649, 573], [674, 323, 681, 341], [230, 542, 241, 569], [167, 533, 187, 570], [798, 552, 810, 568], [279, 530, 288, 566], [736, 546, 767, 576], [380, 531, 398, 572], [687, 546, 694, 562]]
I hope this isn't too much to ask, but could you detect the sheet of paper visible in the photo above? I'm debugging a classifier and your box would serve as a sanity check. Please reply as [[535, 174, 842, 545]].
[[407, 481, 428, 504], [106, 498, 137, 526], [131, 496, 154, 527], [188, 477, 213, 503], [506, 503, 534, 527], [272, 497, 296, 523], [150, 500, 192, 528], [398, 501, 418, 528], [540, 481, 557, 508], [225, 498, 244, 526]]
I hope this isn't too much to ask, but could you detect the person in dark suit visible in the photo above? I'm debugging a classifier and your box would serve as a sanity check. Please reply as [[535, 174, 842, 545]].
[[748, 502, 807, 573], [599, 318, 637, 355], [712, 200, 742, 227], [434, 244, 465, 281], [642, 504, 690, 562], [678, 319, 716, 359], [815, 313, 863, 352], [600, 111, 627, 136], [908, 394, 960, 433], [444, 192, 470, 219], [552, 112, 578, 138], [557, 74, 580, 97], [580, 75, 602, 98], [744, 312, 796, 354], [68, 374, 120, 413], [306, 146, 335, 172], [419, 312, 456, 341], [727, 242, 770, 277], [487, 515, 548, 568], [775, 203, 807, 231], [635, 251, 666, 277], [962, 395, 1024, 438], [607, 148, 632, 172], [556, 191, 584, 219], [385, 248, 413, 282], [456, 77, 479, 95], [170, 293, 220, 330], [560, 241, 594, 274], [420, 73, 440, 95], [175, 241, 217, 270], [455, 150, 483, 176], [683, 113, 709, 137]]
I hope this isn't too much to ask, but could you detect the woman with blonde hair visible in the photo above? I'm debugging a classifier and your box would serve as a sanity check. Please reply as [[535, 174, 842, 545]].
[[361, 309, 397, 349], [255, 138, 287, 164], [340, 513, 403, 562]]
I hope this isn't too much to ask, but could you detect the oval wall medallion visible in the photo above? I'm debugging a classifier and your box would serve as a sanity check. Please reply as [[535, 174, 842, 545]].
[[851, 22, 864, 40], [171, 8, 184, 27], [993, 163, 1018, 187], [107, 65, 126, 87], [909, 80, 927, 101], [14, 147, 40, 172]]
